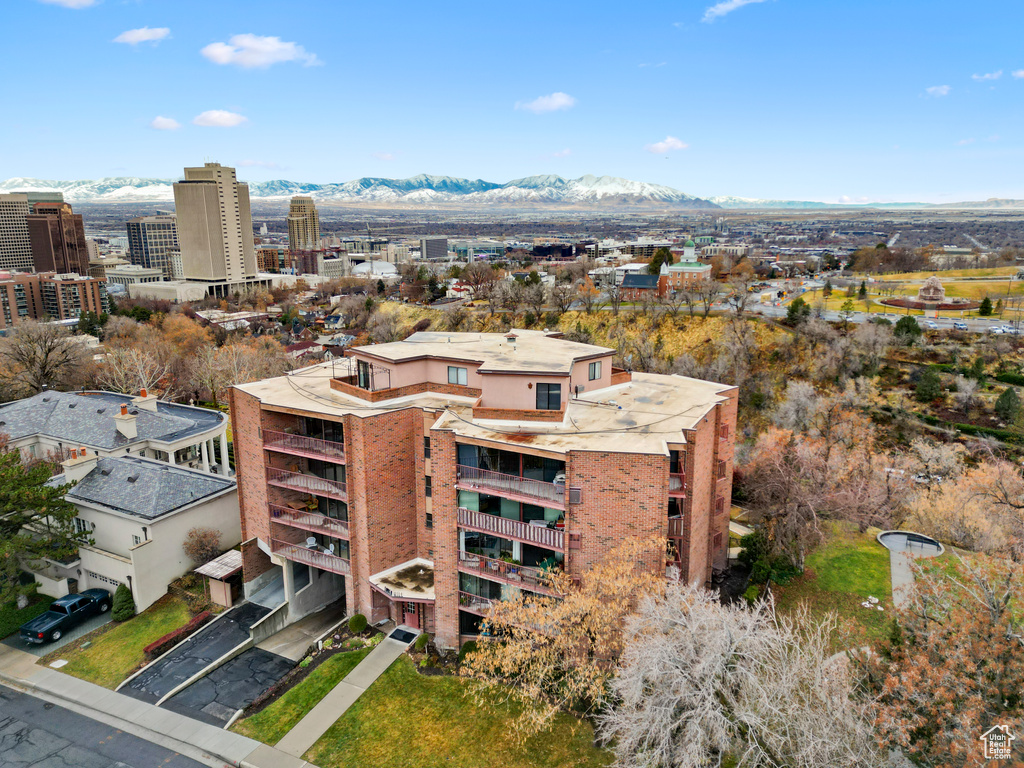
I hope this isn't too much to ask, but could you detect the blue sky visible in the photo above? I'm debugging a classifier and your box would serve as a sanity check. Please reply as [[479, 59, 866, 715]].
[[4, 0, 1023, 202]]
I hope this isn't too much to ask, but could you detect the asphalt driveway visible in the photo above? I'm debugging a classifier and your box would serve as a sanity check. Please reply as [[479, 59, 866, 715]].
[[2, 611, 113, 658], [122, 602, 269, 704]]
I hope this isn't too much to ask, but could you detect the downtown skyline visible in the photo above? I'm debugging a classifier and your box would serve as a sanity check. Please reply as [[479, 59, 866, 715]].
[[5, 0, 1024, 204]]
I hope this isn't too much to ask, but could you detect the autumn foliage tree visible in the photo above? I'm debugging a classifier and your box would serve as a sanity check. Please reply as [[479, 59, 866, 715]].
[[461, 538, 664, 733], [862, 554, 1024, 767]]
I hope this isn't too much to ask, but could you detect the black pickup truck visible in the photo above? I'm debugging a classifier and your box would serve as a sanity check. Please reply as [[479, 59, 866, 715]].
[[19, 589, 112, 644]]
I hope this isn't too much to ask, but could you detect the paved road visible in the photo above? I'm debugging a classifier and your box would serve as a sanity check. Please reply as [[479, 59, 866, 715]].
[[0, 684, 205, 768], [2, 612, 113, 658], [122, 602, 269, 703], [748, 301, 1022, 333]]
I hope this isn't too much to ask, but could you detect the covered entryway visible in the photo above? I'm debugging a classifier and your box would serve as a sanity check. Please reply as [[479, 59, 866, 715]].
[[368, 558, 435, 633]]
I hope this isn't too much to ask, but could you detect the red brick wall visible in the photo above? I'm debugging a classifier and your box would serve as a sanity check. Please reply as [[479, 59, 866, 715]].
[[241, 538, 273, 583], [229, 388, 271, 549], [470, 405, 565, 422], [329, 378, 481, 402], [683, 419, 714, 585], [711, 389, 739, 572], [430, 427, 459, 648], [566, 451, 668, 575]]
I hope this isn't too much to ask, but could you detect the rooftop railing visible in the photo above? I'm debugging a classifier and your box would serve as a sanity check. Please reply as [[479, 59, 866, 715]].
[[457, 507, 565, 550], [266, 466, 347, 501], [263, 430, 346, 464], [270, 504, 350, 539]]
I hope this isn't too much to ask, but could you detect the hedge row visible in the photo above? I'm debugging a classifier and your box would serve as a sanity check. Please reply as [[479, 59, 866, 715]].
[[0, 596, 55, 640], [915, 413, 1024, 444], [143, 610, 212, 660], [995, 372, 1024, 387]]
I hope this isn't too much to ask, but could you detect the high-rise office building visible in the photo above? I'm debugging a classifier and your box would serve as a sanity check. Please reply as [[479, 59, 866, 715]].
[[27, 202, 90, 276], [420, 237, 448, 261], [173, 163, 257, 294], [126, 214, 179, 279], [287, 196, 320, 252], [0, 194, 32, 272]]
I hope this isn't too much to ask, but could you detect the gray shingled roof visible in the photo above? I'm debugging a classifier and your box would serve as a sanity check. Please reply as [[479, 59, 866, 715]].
[[0, 390, 224, 450], [620, 273, 660, 289], [56, 456, 235, 520]]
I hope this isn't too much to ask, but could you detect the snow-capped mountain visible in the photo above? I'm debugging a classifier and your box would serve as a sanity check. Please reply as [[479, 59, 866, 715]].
[[0, 174, 718, 208]]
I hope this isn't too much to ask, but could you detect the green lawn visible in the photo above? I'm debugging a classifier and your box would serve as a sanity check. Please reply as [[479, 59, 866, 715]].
[[773, 523, 892, 650], [304, 656, 611, 768], [39, 594, 191, 688], [0, 595, 56, 640], [233, 648, 370, 744]]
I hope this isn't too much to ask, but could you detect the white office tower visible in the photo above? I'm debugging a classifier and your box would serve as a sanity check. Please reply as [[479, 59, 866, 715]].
[[0, 194, 32, 271]]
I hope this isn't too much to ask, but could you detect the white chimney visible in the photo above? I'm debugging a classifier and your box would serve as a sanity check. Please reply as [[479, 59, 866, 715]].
[[132, 387, 159, 413], [113, 403, 138, 440], [62, 446, 99, 483]]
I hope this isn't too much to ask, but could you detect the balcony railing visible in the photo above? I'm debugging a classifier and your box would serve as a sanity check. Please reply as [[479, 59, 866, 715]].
[[272, 539, 351, 576], [270, 504, 350, 539], [458, 591, 495, 616], [457, 507, 565, 550], [456, 465, 581, 508], [669, 473, 687, 496], [457, 552, 558, 595], [668, 516, 684, 538], [266, 466, 347, 501], [264, 430, 346, 464]]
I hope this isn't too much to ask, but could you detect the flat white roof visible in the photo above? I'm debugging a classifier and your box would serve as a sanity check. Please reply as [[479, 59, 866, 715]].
[[369, 558, 434, 601]]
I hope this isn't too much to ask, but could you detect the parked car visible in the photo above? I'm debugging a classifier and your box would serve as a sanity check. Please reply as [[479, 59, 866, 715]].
[[19, 589, 112, 644], [924, 320, 938, 329], [953, 322, 969, 331]]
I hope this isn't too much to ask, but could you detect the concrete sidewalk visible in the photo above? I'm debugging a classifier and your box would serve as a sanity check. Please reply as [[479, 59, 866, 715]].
[[274, 629, 414, 758], [0, 642, 315, 768], [889, 550, 916, 609]]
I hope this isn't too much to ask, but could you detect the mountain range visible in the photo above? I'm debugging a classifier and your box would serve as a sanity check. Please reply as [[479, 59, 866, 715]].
[[1, 174, 1019, 210]]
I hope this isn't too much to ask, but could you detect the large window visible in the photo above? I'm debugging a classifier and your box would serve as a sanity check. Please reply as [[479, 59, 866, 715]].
[[302, 416, 344, 444], [588, 361, 602, 381], [448, 366, 468, 386], [536, 383, 561, 410]]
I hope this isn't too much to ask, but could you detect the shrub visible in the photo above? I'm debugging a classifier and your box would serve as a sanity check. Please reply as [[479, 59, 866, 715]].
[[915, 368, 943, 403], [111, 583, 136, 622], [348, 613, 367, 633], [458, 640, 478, 663], [894, 316, 922, 344], [414, 633, 429, 651], [323, 638, 334, 649], [299, 656, 312, 668], [183, 527, 221, 567], [142, 610, 212, 659], [996, 387, 1021, 423], [743, 584, 761, 605], [739, 531, 800, 586]]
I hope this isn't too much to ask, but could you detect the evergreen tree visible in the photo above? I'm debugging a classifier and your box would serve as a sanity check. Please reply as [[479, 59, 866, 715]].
[[995, 387, 1021, 423], [858, 280, 868, 300], [786, 296, 811, 326], [0, 449, 87, 606], [979, 297, 993, 316], [111, 583, 136, 622], [647, 247, 673, 275], [376, 279, 386, 295], [894, 316, 922, 344], [822, 279, 833, 298], [915, 368, 943, 403]]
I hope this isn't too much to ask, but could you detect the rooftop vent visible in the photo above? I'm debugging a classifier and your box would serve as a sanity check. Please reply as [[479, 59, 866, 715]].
[[100, 469, 112, 476], [68, 403, 76, 409], [126, 474, 139, 483], [97, 408, 105, 414], [42, 397, 50, 403]]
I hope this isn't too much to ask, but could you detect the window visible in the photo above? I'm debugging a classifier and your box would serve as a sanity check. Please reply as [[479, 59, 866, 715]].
[[424, 437, 431, 458], [132, 535, 142, 546], [717, 460, 727, 480], [588, 361, 602, 381], [536, 383, 561, 410], [719, 424, 730, 440], [715, 497, 725, 515], [448, 366, 468, 386], [713, 532, 723, 550], [425, 476, 432, 497], [425, 512, 433, 529], [73, 518, 90, 535]]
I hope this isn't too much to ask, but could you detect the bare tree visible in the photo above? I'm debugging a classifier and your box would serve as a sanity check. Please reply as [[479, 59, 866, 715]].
[[549, 282, 576, 314], [692, 277, 721, 318], [98, 347, 171, 397], [726, 271, 759, 318], [601, 583, 881, 768], [607, 284, 624, 317], [953, 374, 979, 416], [524, 283, 547, 317], [367, 311, 403, 343], [771, 380, 820, 431], [498, 280, 525, 315], [440, 303, 468, 332], [576, 277, 602, 314], [0, 321, 92, 399]]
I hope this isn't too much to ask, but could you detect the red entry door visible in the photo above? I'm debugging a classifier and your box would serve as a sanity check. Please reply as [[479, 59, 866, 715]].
[[403, 602, 419, 629]]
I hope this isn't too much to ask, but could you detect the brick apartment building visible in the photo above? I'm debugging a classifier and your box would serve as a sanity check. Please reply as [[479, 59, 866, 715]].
[[230, 330, 737, 648], [0, 271, 107, 329]]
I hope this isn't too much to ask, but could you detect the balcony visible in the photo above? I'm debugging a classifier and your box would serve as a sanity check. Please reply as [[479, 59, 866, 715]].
[[264, 430, 346, 464], [458, 507, 565, 550], [456, 465, 580, 509], [266, 466, 347, 501], [458, 591, 495, 616], [457, 552, 558, 595], [669, 473, 687, 497], [270, 504, 350, 539], [272, 538, 351, 576], [668, 516, 684, 538]]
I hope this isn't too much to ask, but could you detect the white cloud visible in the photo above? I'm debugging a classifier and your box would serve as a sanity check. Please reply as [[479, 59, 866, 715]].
[[702, 0, 768, 23], [114, 27, 170, 45], [638, 62, 667, 68], [371, 152, 396, 161], [149, 116, 180, 131], [1012, 70, 1024, 79], [238, 159, 279, 168], [193, 110, 248, 128], [201, 34, 321, 69], [552, 148, 572, 158], [37, 0, 96, 8], [515, 92, 576, 114], [926, 85, 951, 97], [957, 138, 975, 146], [972, 70, 1002, 81], [645, 136, 688, 154]]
